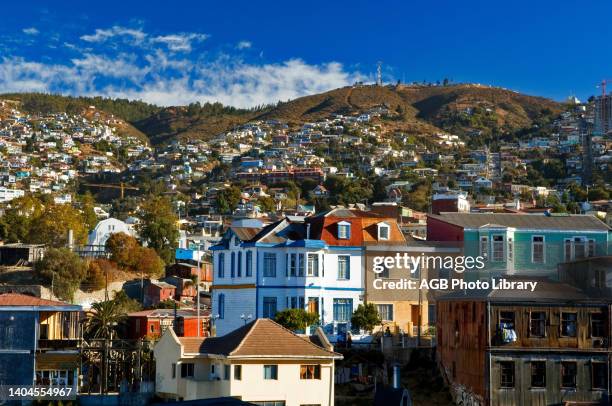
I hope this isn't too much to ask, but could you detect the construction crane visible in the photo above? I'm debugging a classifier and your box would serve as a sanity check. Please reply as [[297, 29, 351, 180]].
[[82, 182, 139, 198]]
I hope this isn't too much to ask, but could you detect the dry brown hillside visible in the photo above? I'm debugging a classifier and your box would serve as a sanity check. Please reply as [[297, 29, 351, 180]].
[[134, 84, 563, 144]]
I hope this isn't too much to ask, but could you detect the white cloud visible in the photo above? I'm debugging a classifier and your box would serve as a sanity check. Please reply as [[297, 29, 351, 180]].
[[151, 33, 209, 52], [80, 26, 146, 43], [0, 27, 364, 108], [22, 27, 39, 35], [237, 41, 252, 49]]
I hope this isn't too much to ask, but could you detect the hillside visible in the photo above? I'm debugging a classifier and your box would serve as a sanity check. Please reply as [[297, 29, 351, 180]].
[[137, 84, 564, 144], [0, 93, 159, 143], [2, 85, 565, 145]]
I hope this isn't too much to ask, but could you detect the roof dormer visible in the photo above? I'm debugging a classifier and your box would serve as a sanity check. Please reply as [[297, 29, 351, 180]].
[[377, 222, 390, 240], [337, 221, 351, 240]]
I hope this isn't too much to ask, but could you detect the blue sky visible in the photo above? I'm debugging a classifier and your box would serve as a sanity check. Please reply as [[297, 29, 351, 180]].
[[0, 0, 610, 107]]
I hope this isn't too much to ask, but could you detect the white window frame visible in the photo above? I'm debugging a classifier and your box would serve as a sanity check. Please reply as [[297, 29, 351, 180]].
[[307, 253, 319, 277], [337, 221, 351, 240], [531, 235, 545, 264], [479, 236, 489, 261], [337, 255, 350, 280], [377, 222, 390, 240], [376, 304, 394, 321], [492, 234, 505, 262]]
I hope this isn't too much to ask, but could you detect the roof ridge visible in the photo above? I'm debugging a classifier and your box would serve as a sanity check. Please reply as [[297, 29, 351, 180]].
[[228, 319, 259, 356], [262, 318, 339, 356]]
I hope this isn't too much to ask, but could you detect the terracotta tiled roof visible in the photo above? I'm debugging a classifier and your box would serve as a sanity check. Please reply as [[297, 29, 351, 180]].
[[0, 292, 76, 307], [178, 319, 341, 359]]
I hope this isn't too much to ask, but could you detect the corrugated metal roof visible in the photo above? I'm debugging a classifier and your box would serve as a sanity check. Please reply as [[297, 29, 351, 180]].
[[429, 213, 610, 231], [0, 293, 77, 307]]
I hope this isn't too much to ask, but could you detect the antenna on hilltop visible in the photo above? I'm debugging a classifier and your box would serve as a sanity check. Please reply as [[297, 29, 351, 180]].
[[376, 61, 383, 86]]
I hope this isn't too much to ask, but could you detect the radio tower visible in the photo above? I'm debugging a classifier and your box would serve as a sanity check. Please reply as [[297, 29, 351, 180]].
[[376, 61, 383, 86]]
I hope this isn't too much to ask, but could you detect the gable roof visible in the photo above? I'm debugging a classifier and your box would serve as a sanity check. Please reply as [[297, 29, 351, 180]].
[[429, 213, 610, 231], [178, 318, 341, 359], [0, 293, 80, 310]]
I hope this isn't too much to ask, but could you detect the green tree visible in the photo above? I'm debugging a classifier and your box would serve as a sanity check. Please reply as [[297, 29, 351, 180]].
[[79, 192, 99, 232], [274, 309, 320, 331], [1, 195, 44, 242], [215, 186, 242, 214], [29, 203, 87, 247], [34, 248, 87, 302], [137, 196, 179, 264], [351, 303, 382, 334], [257, 196, 277, 213], [84, 299, 127, 339]]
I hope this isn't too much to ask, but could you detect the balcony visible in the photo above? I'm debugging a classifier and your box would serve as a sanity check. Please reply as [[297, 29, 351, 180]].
[[37, 339, 80, 351]]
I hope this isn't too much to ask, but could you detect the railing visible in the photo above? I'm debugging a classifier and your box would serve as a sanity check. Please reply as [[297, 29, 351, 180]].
[[37, 338, 80, 350]]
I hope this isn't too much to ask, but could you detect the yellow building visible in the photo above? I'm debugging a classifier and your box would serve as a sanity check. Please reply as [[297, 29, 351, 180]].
[[154, 318, 342, 405]]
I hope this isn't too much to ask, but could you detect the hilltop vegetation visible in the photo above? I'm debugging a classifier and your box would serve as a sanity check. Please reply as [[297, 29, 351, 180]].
[[2, 84, 564, 146]]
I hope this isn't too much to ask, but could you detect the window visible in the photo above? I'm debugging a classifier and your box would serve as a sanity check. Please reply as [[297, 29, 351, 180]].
[[499, 311, 516, 343], [171, 363, 176, 379], [378, 222, 390, 240], [237, 252, 242, 277], [530, 361, 546, 388], [338, 256, 350, 280], [337, 221, 351, 239], [180, 363, 194, 378], [263, 253, 277, 277], [561, 362, 577, 388], [377, 304, 393, 321], [234, 365, 242, 380], [529, 312, 546, 338], [590, 313, 605, 338], [592, 362, 607, 390], [376, 264, 389, 279], [218, 253, 225, 278], [218, 294, 225, 319], [492, 235, 504, 262], [532, 236, 544, 264], [507, 237, 513, 262], [224, 365, 230, 380], [231, 252, 236, 278], [333, 298, 353, 322], [307, 254, 319, 276], [288, 253, 296, 276], [298, 253, 305, 276], [560, 312, 577, 337], [564, 239, 572, 262], [500, 361, 514, 388], [480, 236, 489, 261], [588, 239, 596, 257], [574, 237, 585, 259], [263, 365, 278, 380], [246, 251, 253, 277], [263, 297, 277, 318], [300, 365, 321, 380]]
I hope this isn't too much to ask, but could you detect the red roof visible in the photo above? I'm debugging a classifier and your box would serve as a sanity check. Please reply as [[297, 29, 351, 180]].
[[0, 293, 76, 307]]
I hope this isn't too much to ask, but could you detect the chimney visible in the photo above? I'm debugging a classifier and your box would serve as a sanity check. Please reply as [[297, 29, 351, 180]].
[[306, 223, 311, 240], [392, 364, 401, 389]]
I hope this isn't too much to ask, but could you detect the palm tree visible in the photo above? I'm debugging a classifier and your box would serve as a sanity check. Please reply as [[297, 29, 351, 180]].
[[84, 299, 126, 339]]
